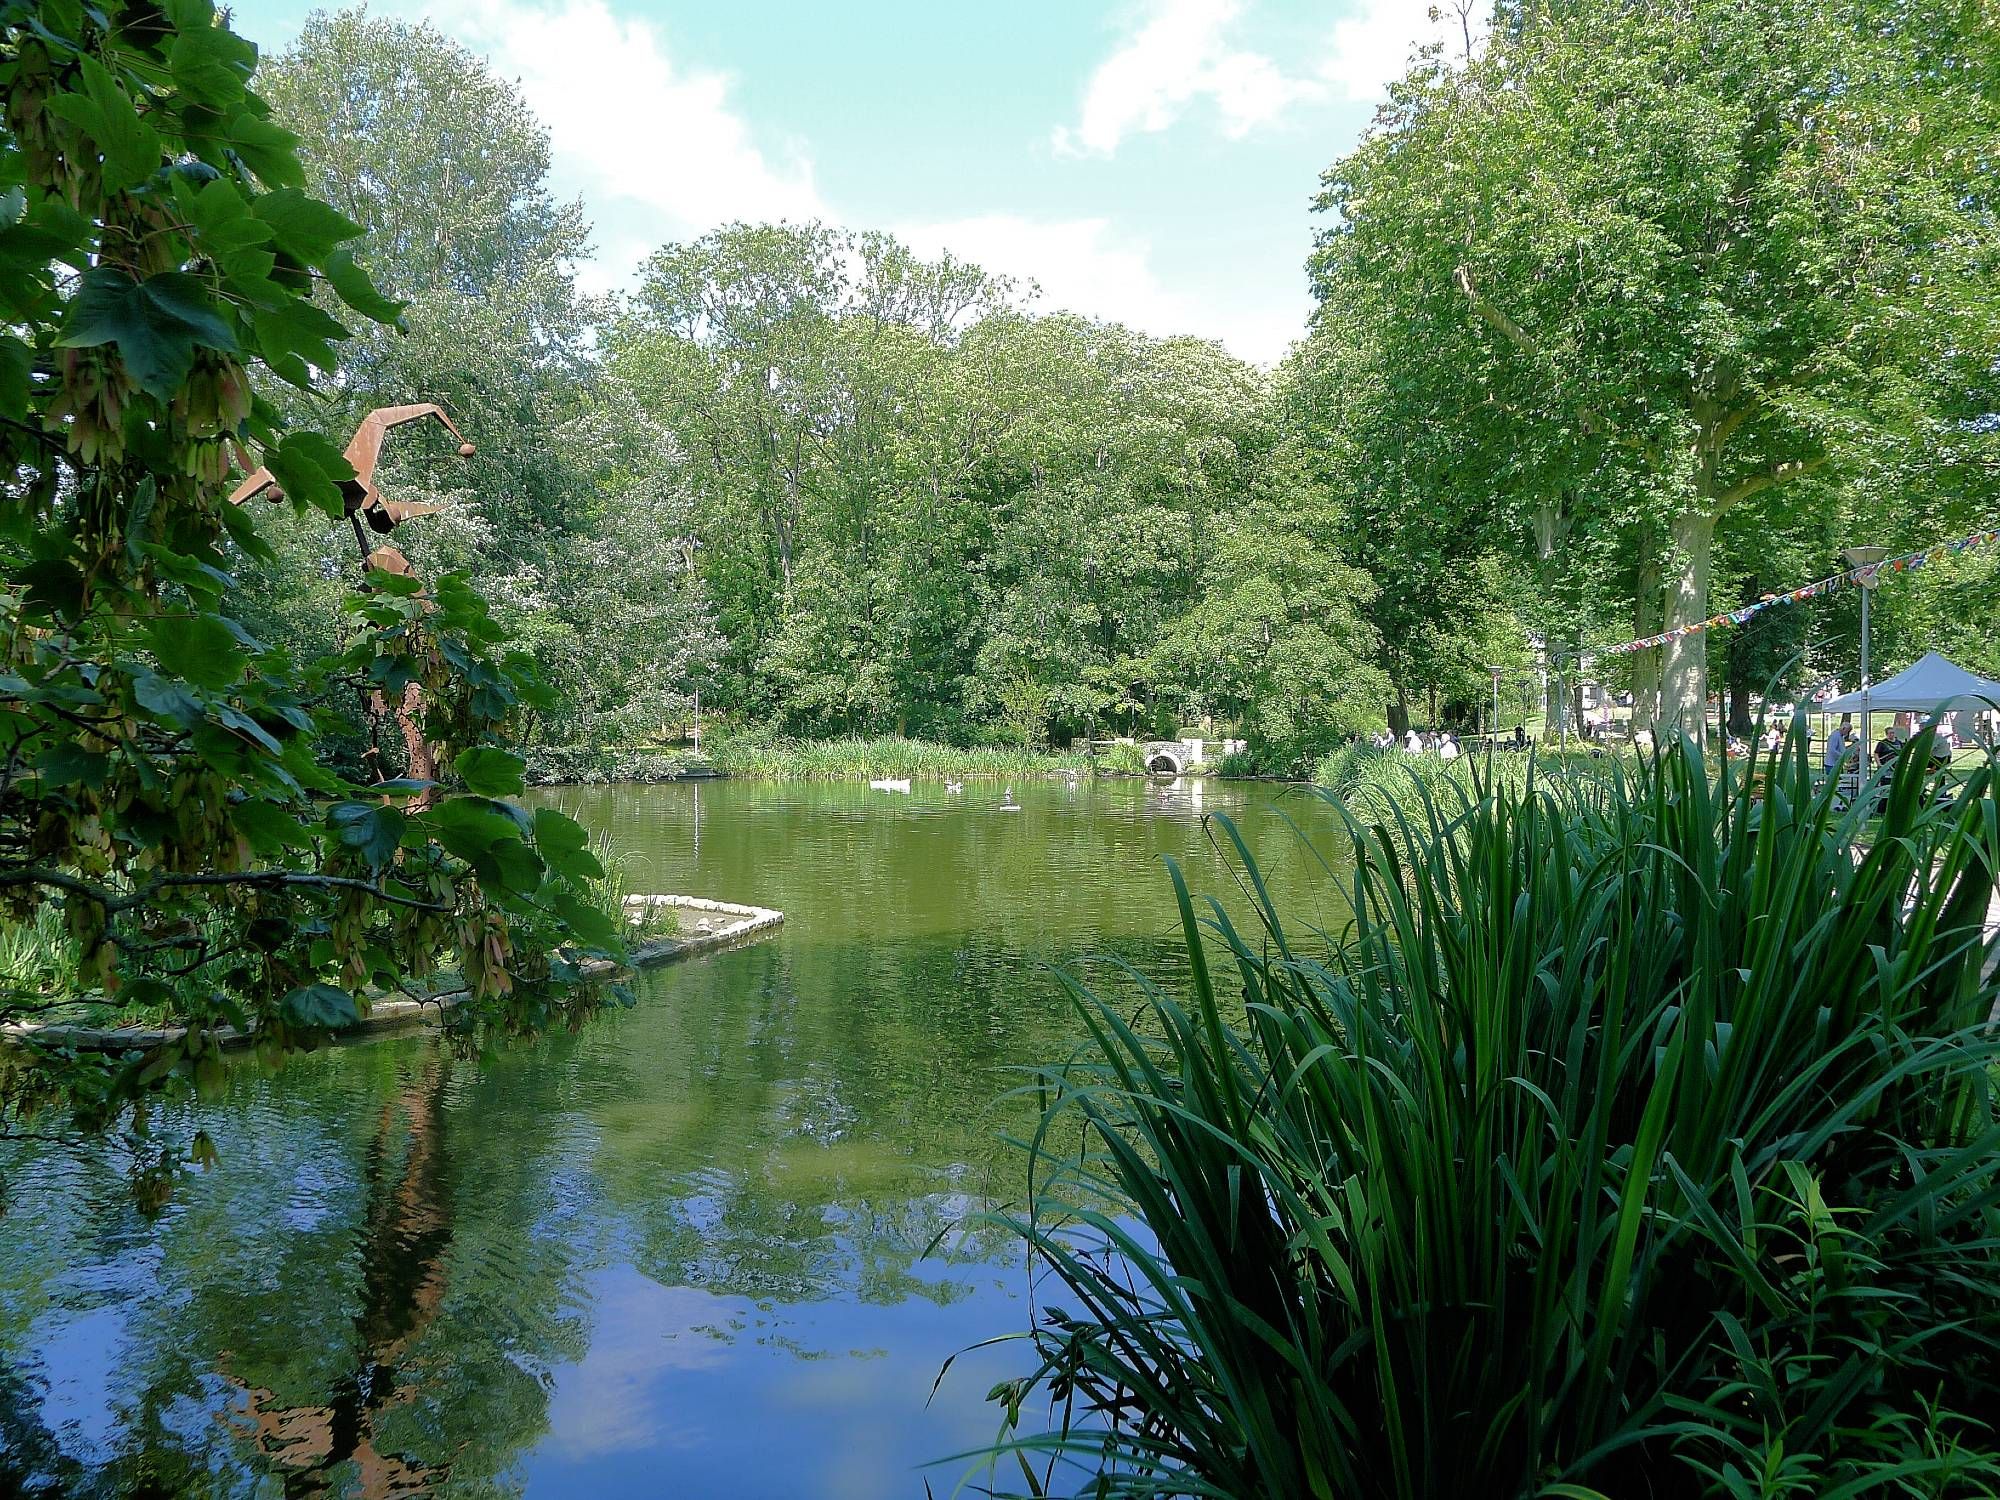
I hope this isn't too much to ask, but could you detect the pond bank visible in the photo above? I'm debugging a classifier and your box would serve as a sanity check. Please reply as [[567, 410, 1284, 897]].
[[528, 736, 1114, 785], [1, 894, 783, 1054]]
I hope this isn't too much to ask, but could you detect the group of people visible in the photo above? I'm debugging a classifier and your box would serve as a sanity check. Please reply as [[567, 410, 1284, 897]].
[[1370, 727, 1473, 760], [1812, 712, 1957, 774], [1365, 724, 1538, 759]]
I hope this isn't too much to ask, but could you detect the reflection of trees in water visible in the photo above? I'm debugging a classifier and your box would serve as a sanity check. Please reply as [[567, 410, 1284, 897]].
[[0, 1362, 85, 1497], [221, 1053, 456, 1497], [580, 932, 1174, 1304]]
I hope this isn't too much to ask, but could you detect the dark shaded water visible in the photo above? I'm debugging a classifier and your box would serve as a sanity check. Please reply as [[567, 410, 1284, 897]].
[[1, 778, 1349, 1498]]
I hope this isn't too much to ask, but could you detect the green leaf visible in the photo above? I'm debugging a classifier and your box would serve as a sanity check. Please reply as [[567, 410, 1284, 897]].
[[482, 835, 546, 896], [423, 796, 542, 893], [167, 23, 255, 108], [56, 269, 238, 400], [367, 570, 425, 598], [124, 476, 157, 564], [0, 335, 29, 419], [37, 741, 109, 789], [454, 746, 526, 797], [183, 177, 267, 245], [149, 614, 245, 691], [534, 807, 605, 882], [141, 541, 233, 599], [217, 110, 304, 189], [251, 299, 348, 380], [323, 248, 406, 328], [424, 797, 526, 860], [548, 885, 618, 947], [46, 56, 162, 192], [262, 430, 356, 516], [13, 558, 86, 618], [132, 671, 202, 728], [232, 798, 307, 854], [216, 704, 282, 752], [250, 187, 363, 264], [330, 800, 406, 867], [280, 984, 361, 1031]]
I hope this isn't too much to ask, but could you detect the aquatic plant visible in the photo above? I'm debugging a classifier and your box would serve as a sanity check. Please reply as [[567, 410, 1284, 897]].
[[704, 734, 1087, 782], [983, 732, 2000, 1497]]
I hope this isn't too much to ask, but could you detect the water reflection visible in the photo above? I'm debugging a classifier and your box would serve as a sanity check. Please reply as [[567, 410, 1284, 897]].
[[222, 1056, 456, 1497], [1, 779, 1348, 1497]]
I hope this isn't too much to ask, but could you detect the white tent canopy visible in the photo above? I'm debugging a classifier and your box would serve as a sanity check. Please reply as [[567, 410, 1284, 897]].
[[1822, 652, 2000, 714]]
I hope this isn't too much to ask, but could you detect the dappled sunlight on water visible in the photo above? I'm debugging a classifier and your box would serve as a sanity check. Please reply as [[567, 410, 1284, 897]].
[[1, 778, 1351, 1497]]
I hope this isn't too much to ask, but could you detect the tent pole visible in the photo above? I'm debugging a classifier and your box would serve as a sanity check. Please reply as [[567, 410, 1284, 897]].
[[1843, 545, 1888, 775]]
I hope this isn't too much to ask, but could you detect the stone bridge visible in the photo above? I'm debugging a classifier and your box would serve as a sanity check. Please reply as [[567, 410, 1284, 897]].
[[1141, 737, 1243, 776]]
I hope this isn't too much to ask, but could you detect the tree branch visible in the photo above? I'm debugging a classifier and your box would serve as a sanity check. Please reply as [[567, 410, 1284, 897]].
[[1716, 455, 1827, 512], [1454, 264, 1541, 356], [0, 866, 451, 914], [1454, 264, 1662, 469]]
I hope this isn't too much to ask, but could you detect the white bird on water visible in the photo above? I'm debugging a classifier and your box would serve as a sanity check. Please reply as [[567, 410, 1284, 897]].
[[944, 779, 963, 794], [999, 785, 1022, 812], [869, 777, 911, 793]]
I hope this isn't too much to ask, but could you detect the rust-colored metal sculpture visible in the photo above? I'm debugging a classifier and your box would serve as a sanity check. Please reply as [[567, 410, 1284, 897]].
[[230, 402, 476, 577], [232, 404, 477, 789]]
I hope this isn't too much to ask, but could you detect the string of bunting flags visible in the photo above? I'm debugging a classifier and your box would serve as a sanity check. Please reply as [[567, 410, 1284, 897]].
[[1601, 526, 2000, 657]]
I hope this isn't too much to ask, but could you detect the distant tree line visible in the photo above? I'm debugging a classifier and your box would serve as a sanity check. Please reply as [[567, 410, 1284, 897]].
[[240, 2, 1999, 770]]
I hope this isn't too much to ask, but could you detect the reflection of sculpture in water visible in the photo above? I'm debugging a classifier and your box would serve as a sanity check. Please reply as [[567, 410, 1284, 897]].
[[219, 1056, 458, 1497], [230, 404, 476, 786]]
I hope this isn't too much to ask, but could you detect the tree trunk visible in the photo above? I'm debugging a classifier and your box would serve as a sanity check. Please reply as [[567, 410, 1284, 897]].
[[1631, 556, 1662, 731], [1658, 509, 1717, 744], [1724, 577, 1759, 739]]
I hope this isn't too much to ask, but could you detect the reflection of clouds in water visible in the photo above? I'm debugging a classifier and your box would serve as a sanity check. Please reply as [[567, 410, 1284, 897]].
[[25, 1303, 129, 1466], [542, 1265, 732, 1459], [280, 1156, 346, 1233]]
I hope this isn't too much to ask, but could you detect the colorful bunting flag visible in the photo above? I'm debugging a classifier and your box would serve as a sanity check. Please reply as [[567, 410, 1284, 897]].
[[1599, 525, 1998, 656]]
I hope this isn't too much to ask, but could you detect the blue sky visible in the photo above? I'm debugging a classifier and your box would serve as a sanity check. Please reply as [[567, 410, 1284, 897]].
[[223, 0, 1473, 364]]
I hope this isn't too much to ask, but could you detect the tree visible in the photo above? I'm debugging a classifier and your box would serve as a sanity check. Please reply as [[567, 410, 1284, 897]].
[[246, 8, 713, 750], [0, 0, 616, 1161], [1309, 0, 2000, 738]]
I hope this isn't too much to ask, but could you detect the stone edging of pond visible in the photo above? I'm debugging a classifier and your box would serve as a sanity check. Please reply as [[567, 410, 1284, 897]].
[[1, 893, 784, 1055]]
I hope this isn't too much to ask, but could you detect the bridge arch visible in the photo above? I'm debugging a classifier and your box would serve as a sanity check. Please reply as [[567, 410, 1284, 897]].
[[1144, 743, 1185, 777]]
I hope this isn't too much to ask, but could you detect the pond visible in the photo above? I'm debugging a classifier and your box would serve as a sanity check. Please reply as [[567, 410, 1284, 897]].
[[0, 777, 1352, 1499]]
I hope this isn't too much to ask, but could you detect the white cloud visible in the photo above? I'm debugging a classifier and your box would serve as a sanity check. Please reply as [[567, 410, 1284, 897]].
[[366, 0, 1307, 360], [1319, 0, 1484, 103], [425, 0, 824, 284], [895, 214, 1304, 365], [1052, 0, 1324, 157]]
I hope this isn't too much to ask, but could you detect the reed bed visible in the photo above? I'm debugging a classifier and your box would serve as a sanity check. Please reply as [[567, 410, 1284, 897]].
[[706, 734, 1087, 782], [979, 732, 2000, 1498]]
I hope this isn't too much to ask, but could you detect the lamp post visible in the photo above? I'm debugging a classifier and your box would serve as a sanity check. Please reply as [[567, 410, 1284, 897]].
[[1843, 545, 1889, 767], [1485, 665, 1504, 773]]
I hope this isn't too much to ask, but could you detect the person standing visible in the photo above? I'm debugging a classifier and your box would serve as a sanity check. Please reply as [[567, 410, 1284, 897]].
[[1823, 714, 1855, 772]]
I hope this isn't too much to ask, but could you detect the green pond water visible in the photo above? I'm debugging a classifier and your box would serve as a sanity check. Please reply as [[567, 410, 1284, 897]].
[[0, 777, 1352, 1499]]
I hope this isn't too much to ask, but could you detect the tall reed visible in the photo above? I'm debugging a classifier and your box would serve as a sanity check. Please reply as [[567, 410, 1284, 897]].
[[706, 734, 1086, 781], [982, 733, 2000, 1498]]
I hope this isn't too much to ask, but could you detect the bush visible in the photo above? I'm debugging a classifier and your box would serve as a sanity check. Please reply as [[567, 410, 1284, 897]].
[[981, 734, 2000, 1498], [523, 745, 699, 786]]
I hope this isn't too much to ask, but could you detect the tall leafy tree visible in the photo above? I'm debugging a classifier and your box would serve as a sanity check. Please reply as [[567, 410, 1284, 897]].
[[248, 7, 714, 748], [0, 0, 614, 1156], [1309, 0, 2000, 736]]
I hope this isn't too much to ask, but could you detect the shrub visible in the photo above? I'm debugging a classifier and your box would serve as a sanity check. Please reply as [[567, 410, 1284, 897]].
[[523, 745, 698, 785], [981, 734, 2000, 1498]]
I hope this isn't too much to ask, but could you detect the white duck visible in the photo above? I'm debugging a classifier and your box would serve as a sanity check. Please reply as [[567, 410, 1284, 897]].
[[868, 777, 911, 793]]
